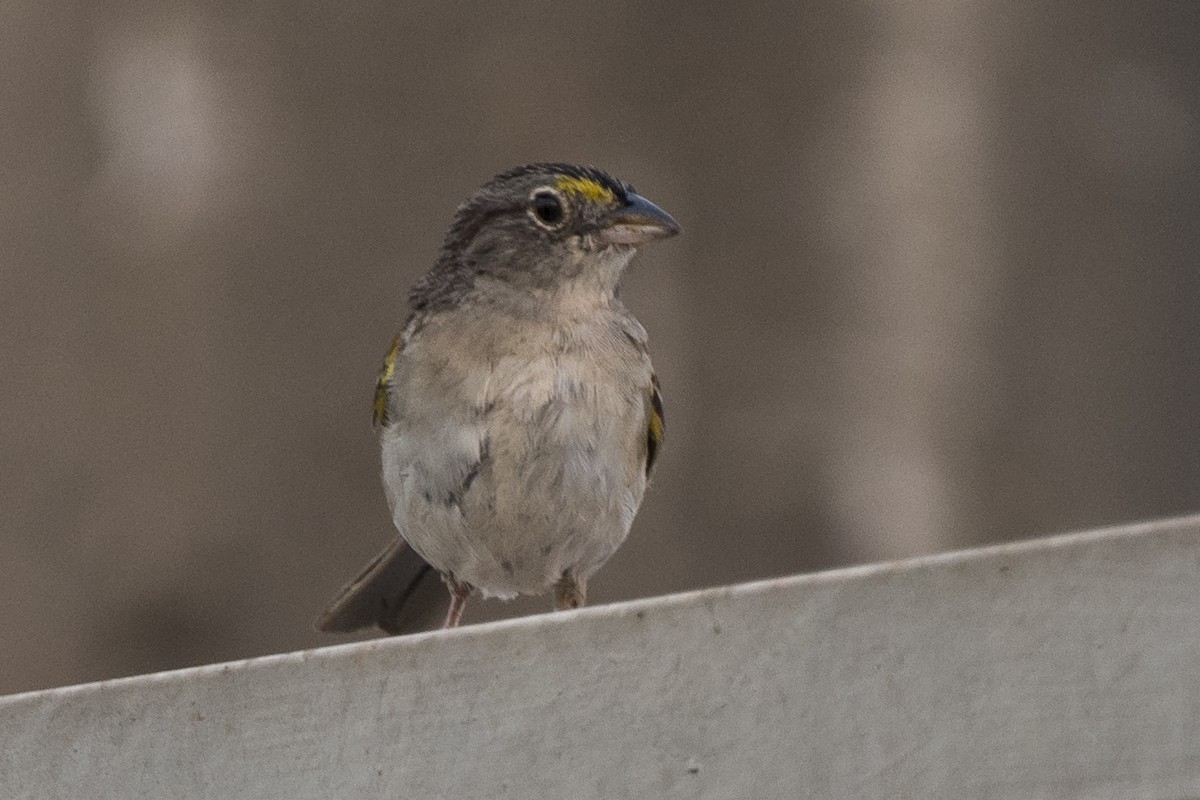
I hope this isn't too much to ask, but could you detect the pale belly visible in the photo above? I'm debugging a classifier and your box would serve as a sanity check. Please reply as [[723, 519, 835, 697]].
[[380, 348, 650, 598]]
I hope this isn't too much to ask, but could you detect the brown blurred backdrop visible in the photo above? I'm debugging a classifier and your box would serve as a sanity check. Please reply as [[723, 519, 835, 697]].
[[1, 2, 1197, 695]]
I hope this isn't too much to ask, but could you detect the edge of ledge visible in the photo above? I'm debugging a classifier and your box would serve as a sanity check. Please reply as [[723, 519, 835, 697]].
[[3, 511, 1196, 708]]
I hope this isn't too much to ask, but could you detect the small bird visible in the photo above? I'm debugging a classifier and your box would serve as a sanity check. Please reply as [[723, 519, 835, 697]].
[[316, 164, 680, 634]]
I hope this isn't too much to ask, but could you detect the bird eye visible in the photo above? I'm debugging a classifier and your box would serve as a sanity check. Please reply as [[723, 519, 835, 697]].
[[530, 191, 566, 227]]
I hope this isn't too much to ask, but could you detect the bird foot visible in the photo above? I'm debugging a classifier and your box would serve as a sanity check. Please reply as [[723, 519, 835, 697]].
[[553, 574, 586, 611], [442, 576, 473, 628]]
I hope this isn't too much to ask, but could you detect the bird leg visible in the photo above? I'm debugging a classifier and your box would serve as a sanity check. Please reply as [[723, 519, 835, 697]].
[[553, 573, 586, 611], [442, 576, 473, 629]]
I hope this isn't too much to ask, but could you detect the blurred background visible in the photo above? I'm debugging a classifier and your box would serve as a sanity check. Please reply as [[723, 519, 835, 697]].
[[1, 1, 1197, 695]]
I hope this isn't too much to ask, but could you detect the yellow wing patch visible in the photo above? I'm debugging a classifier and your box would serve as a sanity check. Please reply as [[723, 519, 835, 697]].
[[372, 332, 403, 427], [554, 174, 617, 204], [646, 373, 664, 477]]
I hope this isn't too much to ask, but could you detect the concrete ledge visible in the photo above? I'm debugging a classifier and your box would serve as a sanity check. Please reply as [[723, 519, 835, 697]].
[[3, 515, 1199, 799]]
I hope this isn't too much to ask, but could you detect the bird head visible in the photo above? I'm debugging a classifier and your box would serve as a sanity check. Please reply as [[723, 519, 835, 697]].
[[426, 163, 681, 300]]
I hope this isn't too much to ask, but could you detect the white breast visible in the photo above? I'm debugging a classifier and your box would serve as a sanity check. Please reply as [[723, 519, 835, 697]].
[[380, 306, 652, 598]]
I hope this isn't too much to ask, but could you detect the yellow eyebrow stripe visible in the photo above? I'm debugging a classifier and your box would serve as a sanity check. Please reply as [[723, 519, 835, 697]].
[[553, 174, 616, 204]]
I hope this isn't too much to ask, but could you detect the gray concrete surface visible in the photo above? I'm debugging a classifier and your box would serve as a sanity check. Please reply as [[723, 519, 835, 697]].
[[2, 515, 1198, 799]]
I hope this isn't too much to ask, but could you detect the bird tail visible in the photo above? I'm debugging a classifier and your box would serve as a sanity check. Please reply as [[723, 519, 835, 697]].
[[315, 538, 440, 635]]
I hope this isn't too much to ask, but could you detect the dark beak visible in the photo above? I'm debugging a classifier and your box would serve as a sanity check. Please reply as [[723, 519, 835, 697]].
[[597, 192, 682, 246]]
